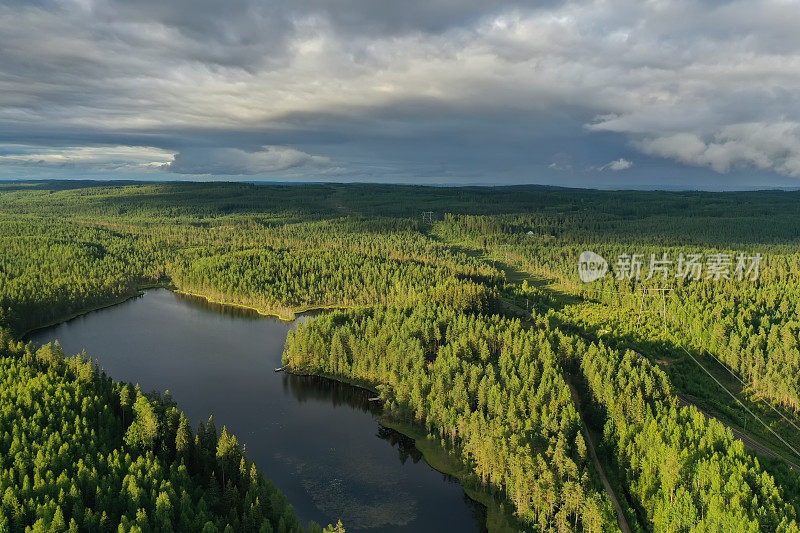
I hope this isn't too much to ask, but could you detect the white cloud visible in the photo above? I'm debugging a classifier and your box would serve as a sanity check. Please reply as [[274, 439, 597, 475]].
[[637, 123, 800, 177], [601, 158, 634, 171], [548, 162, 572, 171], [163, 146, 340, 175], [0, 143, 344, 177], [0, 145, 173, 171]]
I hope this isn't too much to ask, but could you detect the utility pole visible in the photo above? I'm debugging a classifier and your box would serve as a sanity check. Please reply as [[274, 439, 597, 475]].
[[495, 244, 512, 265], [634, 288, 672, 334], [635, 291, 645, 331]]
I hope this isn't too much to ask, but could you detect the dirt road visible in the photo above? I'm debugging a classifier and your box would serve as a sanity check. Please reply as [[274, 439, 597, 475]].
[[566, 378, 633, 533], [500, 294, 632, 531]]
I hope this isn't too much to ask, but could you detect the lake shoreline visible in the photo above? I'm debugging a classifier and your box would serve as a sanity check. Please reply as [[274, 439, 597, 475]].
[[19, 282, 171, 340], [19, 284, 350, 342], [172, 288, 349, 321], [25, 288, 509, 531], [286, 367, 521, 533]]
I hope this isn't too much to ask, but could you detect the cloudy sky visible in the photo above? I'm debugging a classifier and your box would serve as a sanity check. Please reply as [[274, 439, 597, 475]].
[[1, 0, 799, 189]]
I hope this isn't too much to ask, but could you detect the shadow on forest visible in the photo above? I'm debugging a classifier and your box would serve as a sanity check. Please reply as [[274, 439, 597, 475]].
[[440, 241, 582, 313], [553, 308, 800, 471]]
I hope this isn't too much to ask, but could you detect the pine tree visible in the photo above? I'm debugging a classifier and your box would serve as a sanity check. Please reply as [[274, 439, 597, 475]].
[[124, 395, 159, 452], [120, 385, 133, 428], [175, 414, 193, 459], [216, 427, 242, 487]]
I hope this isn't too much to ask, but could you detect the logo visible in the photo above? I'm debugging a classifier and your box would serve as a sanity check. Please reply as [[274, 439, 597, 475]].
[[578, 251, 608, 282]]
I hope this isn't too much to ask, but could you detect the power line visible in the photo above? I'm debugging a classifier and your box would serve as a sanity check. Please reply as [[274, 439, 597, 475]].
[[582, 286, 670, 334], [665, 308, 800, 437], [582, 285, 800, 460], [672, 339, 800, 462]]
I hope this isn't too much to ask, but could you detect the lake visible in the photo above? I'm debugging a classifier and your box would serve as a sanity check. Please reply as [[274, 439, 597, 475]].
[[27, 288, 487, 532]]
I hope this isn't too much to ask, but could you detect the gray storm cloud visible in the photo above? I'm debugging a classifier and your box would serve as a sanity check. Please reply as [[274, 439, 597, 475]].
[[1, 0, 799, 186]]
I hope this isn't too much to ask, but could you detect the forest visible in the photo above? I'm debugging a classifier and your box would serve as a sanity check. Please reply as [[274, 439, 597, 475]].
[[0, 328, 341, 533], [3, 180, 800, 531]]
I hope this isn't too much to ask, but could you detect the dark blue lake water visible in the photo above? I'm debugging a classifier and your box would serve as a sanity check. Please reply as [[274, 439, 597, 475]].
[[27, 289, 486, 532]]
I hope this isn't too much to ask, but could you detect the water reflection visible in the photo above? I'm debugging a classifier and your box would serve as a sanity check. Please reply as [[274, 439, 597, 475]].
[[376, 426, 424, 466], [173, 291, 263, 319], [27, 289, 487, 532], [283, 374, 375, 413]]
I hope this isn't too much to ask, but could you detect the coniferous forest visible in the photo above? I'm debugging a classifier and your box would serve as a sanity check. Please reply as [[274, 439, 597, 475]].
[[3, 181, 800, 531]]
